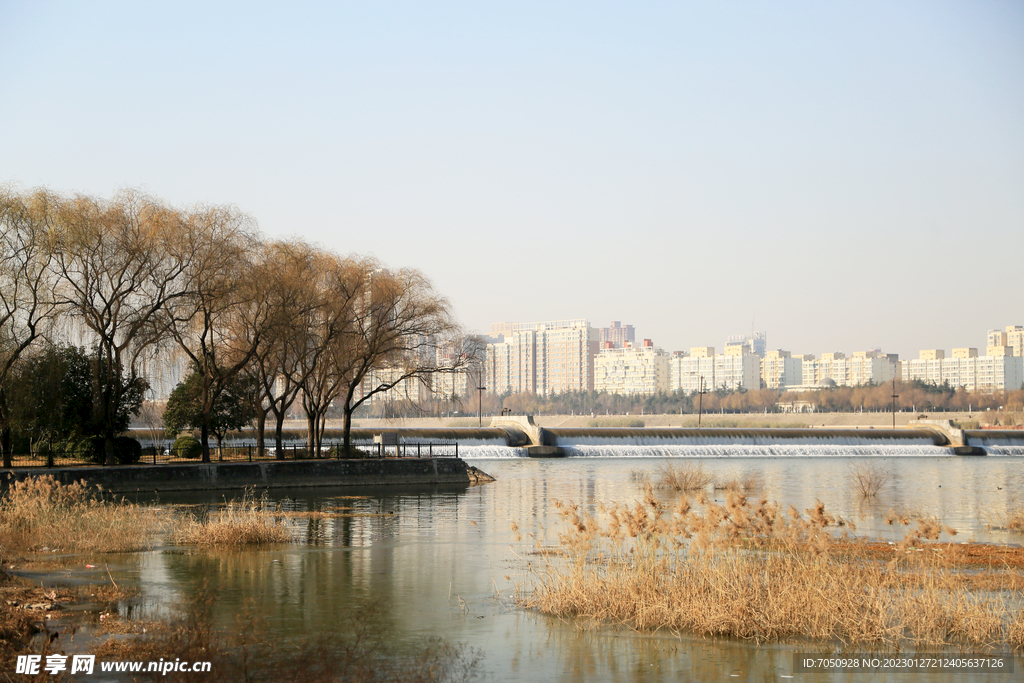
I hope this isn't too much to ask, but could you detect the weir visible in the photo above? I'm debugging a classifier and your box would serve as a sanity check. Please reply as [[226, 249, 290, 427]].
[[202, 418, 1024, 457]]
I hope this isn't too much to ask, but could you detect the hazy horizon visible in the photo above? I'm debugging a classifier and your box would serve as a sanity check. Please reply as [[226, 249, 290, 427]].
[[2, 2, 1021, 360]]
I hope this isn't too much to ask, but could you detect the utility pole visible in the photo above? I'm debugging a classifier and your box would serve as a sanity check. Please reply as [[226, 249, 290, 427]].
[[477, 384, 487, 427], [891, 378, 899, 429], [697, 376, 708, 429]]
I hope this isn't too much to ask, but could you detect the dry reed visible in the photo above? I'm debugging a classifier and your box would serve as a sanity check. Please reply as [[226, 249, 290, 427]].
[[712, 470, 763, 493], [517, 486, 1024, 651], [655, 461, 712, 492], [0, 476, 164, 554], [1008, 508, 1024, 532], [628, 469, 651, 486], [984, 505, 1024, 533], [848, 461, 890, 497], [173, 493, 292, 547]]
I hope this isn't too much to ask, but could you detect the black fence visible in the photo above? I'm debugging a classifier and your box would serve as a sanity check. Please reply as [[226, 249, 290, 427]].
[[2, 441, 460, 468]]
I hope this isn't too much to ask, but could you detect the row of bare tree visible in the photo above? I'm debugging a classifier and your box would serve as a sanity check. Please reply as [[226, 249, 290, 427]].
[[1, 186, 475, 464]]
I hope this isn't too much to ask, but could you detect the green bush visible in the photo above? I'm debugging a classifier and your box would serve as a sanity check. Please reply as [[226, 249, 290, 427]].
[[330, 444, 370, 459], [114, 436, 142, 464], [80, 436, 143, 464], [172, 435, 202, 459], [64, 437, 94, 459]]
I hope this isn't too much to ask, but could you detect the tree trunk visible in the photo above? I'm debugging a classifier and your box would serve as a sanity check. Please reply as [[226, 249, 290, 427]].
[[200, 421, 211, 463], [316, 413, 328, 458], [274, 410, 286, 461], [0, 387, 11, 469], [256, 408, 268, 458], [342, 405, 353, 457], [305, 412, 316, 459], [104, 432, 116, 466]]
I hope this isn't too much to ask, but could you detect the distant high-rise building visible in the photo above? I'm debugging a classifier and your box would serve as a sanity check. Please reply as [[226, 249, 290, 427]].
[[725, 331, 766, 358], [669, 352, 760, 394], [599, 321, 635, 349], [761, 350, 802, 389], [486, 319, 599, 396], [799, 351, 899, 388], [594, 339, 669, 395], [987, 326, 1024, 357]]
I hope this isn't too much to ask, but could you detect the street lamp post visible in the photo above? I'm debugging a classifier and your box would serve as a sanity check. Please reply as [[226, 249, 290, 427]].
[[891, 378, 899, 429], [477, 385, 487, 427], [697, 376, 708, 429]]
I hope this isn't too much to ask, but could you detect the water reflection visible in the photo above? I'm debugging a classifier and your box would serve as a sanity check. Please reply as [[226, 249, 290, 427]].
[[112, 456, 1024, 682]]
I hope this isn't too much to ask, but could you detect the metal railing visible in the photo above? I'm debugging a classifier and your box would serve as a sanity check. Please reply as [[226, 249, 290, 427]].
[[1, 441, 460, 468]]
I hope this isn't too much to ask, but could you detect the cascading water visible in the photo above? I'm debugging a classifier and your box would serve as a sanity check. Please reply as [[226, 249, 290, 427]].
[[562, 444, 952, 457], [458, 445, 528, 458], [548, 429, 954, 457]]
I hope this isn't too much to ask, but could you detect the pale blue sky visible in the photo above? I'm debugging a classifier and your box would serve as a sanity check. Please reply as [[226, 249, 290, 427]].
[[2, 1, 1022, 358]]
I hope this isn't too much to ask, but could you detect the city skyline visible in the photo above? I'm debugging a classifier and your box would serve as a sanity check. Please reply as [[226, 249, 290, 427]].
[[2, 2, 1021, 359], [483, 317, 1023, 398]]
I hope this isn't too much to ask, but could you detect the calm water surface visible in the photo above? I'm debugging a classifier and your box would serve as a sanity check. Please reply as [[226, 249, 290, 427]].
[[109, 454, 1023, 682]]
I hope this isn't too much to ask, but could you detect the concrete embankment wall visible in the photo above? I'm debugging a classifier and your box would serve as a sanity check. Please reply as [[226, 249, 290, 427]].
[[2, 458, 487, 494]]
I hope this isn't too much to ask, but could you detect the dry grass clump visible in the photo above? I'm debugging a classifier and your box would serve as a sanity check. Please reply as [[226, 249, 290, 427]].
[[983, 505, 1024, 533], [655, 461, 712, 491], [848, 461, 890, 497], [628, 469, 651, 486], [173, 493, 292, 547], [518, 485, 1024, 651], [0, 476, 164, 554], [713, 470, 763, 493], [1006, 508, 1024, 532]]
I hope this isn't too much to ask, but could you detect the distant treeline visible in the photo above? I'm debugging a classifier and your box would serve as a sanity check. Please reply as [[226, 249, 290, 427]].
[[392, 382, 1024, 420]]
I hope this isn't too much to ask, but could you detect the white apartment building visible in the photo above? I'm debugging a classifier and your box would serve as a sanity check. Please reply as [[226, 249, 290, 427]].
[[593, 340, 670, 395], [486, 319, 599, 396], [761, 350, 803, 389], [903, 351, 1023, 392], [725, 331, 766, 358], [988, 325, 1024, 357], [801, 351, 899, 387], [669, 348, 760, 394]]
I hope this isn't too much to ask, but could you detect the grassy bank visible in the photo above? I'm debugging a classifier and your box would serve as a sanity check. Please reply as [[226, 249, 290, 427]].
[[0, 476, 165, 554], [516, 488, 1024, 651]]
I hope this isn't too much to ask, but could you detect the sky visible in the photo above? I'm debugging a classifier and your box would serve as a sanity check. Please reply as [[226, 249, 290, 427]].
[[2, 1, 1022, 359]]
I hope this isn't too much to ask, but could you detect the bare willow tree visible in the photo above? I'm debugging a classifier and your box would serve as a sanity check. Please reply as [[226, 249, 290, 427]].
[[47, 191, 195, 465], [0, 188, 62, 466], [248, 240, 322, 459], [334, 266, 468, 454], [164, 206, 272, 462], [295, 254, 371, 456]]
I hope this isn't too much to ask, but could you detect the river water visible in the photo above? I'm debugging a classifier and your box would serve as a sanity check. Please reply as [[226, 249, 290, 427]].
[[107, 449, 1023, 682]]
